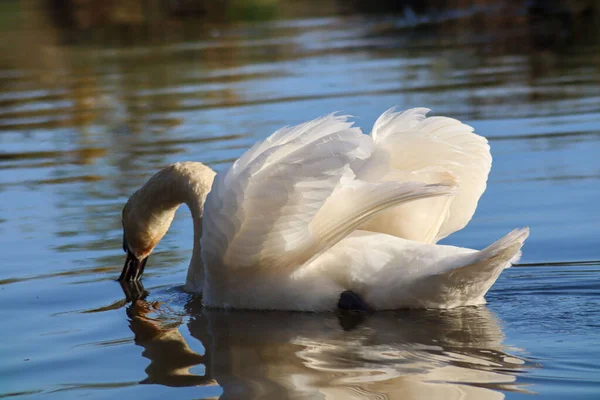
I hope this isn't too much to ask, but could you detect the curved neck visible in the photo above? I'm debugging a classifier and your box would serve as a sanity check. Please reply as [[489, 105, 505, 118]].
[[185, 195, 209, 294], [127, 162, 215, 293]]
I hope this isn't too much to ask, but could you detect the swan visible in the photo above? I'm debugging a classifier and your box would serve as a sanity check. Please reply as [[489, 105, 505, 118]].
[[119, 107, 529, 311]]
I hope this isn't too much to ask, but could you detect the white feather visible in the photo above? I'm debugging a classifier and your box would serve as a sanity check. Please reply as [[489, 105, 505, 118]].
[[306, 228, 530, 310], [202, 114, 453, 272], [192, 108, 528, 311], [202, 115, 372, 270], [358, 107, 492, 243]]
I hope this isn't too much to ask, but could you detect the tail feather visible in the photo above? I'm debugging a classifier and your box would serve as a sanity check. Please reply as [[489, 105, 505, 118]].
[[409, 228, 530, 308], [446, 228, 530, 278], [481, 227, 529, 269]]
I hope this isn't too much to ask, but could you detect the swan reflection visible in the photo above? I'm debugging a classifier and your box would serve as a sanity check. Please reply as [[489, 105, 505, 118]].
[[124, 286, 531, 399]]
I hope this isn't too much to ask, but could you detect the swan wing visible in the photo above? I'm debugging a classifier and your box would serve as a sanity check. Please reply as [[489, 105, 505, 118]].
[[201, 114, 456, 271], [357, 108, 492, 243]]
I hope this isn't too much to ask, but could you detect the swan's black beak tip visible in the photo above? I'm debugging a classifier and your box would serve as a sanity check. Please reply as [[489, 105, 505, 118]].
[[119, 233, 148, 282], [118, 251, 148, 282]]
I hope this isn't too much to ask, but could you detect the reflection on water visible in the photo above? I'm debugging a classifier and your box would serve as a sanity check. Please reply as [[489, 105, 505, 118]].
[[125, 283, 530, 399], [1, 0, 600, 399], [127, 299, 216, 388]]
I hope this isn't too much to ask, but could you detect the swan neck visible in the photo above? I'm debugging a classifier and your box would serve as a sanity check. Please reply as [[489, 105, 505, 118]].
[[161, 163, 215, 293], [185, 194, 207, 293]]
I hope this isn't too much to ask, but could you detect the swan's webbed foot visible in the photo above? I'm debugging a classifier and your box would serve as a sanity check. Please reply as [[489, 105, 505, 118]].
[[338, 290, 372, 312]]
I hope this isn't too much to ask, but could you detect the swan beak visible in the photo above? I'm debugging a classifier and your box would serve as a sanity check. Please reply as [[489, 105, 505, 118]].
[[118, 251, 148, 282]]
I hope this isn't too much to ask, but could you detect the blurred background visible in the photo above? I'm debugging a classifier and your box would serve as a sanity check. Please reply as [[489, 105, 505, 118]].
[[1, 0, 600, 399]]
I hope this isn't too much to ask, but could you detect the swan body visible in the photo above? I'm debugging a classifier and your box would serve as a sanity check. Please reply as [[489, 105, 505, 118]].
[[120, 107, 529, 311]]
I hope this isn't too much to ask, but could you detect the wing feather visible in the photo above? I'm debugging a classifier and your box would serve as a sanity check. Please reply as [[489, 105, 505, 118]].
[[357, 107, 492, 243], [201, 113, 456, 272], [202, 115, 371, 270]]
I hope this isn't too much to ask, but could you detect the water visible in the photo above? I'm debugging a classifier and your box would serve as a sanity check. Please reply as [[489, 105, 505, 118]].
[[1, 0, 600, 398]]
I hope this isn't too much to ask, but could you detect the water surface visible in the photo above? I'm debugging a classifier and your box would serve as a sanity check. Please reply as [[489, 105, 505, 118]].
[[1, 1, 600, 398]]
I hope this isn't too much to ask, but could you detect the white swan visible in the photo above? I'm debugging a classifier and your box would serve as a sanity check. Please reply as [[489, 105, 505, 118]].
[[120, 107, 529, 311]]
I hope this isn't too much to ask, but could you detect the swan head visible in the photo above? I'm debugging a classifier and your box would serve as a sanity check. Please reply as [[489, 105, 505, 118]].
[[119, 191, 177, 281]]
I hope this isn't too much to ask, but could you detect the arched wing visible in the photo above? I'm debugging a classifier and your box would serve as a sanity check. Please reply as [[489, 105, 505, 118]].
[[202, 114, 455, 271], [357, 108, 492, 243]]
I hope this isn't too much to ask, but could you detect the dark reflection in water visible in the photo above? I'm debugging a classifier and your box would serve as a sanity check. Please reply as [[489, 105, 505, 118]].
[[124, 282, 531, 399], [127, 300, 216, 388]]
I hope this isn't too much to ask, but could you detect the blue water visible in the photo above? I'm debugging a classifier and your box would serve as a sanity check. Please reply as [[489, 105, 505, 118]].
[[1, 1, 600, 398]]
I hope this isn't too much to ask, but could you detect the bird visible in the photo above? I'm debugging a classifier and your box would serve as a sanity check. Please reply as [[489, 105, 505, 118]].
[[119, 107, 529, 312]]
